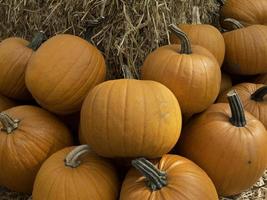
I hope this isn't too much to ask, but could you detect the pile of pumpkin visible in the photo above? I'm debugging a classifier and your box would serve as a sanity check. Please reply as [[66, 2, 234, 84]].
[[0, 0, 267, 199]]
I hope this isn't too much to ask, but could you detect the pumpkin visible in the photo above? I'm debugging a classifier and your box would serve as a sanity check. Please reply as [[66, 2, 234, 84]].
[[33, 145, 119, 200], [142, 25, 221, 117], [218, 83, 267, 128], [25, 34, 106, 115], [120, 156, 218, 200], [80, 78, 182, 158], [219, 72, 232, 94], [0, 105, 72, 193], [171, 6, 225, 66], [223, 18, 267, 75], [0, 94, 16, 112], [0, 32, 44, 100], [221, 0, 267, 27], [177, 91, 267, 196]]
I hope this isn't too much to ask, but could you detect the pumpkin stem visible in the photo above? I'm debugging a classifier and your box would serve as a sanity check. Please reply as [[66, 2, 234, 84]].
[[169, 24, 192, 54], [192, 6, 201, 25], [122, 65, 135, 79], [0, 113, 20, 134], [132, 158, 167, 191], [251, 86, 267, 102], [227, 90, 247, 127], [27, 31, 46, 51], [223, 18, 244, 30], [65, 145, 90, 168]]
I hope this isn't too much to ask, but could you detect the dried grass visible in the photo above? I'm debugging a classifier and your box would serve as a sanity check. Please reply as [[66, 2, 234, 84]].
[[0, 0, 220, 78]]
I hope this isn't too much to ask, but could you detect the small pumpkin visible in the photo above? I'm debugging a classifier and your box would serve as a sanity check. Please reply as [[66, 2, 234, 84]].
[[218, 83, 267, 128], [120, 156, 218, 200], [80, 75, 182, 158], [26, 34, 106, 115], [0, 32, 44, 100], [142, 25, 221, 117], [0, 94, 16, 112], [171, 6, 225, 66], [223, 18, 267, 75], [221, 0, 267, 27], [177, 91, 267, 196], [33, 145, 119, 200], [219, 72, 232, 95], [0, 105, 72, 193]]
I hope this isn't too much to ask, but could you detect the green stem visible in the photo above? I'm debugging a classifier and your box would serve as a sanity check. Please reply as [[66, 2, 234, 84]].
[[132, 158, 167, 191], [227, 90, 247, 127], [27, 31, 46, 51], [65, 145, 90, 168], [223, 18, 244, 30], [0, 113, 20, 134], [169, 24, 192, 54], [251, 86, 267, 102]]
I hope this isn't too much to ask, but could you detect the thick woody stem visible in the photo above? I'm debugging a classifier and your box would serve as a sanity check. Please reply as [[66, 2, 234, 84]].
[[27, 31, 46, 51], [65, 145, 90, 168], [224, 18, 245, 30], [251, 86, 267, 102], [0, 113, 20, 134]]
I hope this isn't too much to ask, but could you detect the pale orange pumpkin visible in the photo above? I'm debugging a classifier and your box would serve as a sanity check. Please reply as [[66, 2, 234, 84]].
[[0, 105, 72, 193], [0, 32, 44, 100], [223, 18, 267, 75], [33, 145, 119, 200], [120, 156, 218, 200], [142, 25, 221, 117], [171, 6, 225, 66], [80, 78, 182, 158], [26, 34, 106, 115], [177, 91, 267, 196], [218, 83, 267, 128]]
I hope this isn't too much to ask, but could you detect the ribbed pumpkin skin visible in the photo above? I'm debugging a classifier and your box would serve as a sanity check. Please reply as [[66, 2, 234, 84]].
[[0, 38, 32, 100], [120, 154, 218, 200], [0, 105, 72, 193], [26, 34, 106, 115], [219, 72, 232, 94], [171, 24, 225, 66], [223, 25, 267, 75], [217, 83, 267, 128], [177, 103, 267, 196], [33, 147, 119, 200], [80, 79, 182, 158], [0, 95, 16, 111], [221, 0, 267, 26], [141, 45, 221, 116]]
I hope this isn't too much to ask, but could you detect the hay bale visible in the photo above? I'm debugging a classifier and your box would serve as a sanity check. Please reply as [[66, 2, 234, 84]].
[[0, 0, 220, 78]]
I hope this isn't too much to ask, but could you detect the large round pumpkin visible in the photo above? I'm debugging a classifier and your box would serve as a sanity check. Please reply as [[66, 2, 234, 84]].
[[0, 32, 44, 100], [0, 105, 72, 193], [0, 95, 16, 112], [177, 91, 267, 196], [218, 83, 267, 128], [223, 18, 267, 75], [33, 145, 119, 200], [171, 6, 225, 66], [25, 34, 106, 115], [142, 25, 221, 117], [120, 156, 218, 200], [80, 79, 182, 158], [221, 0, 267, 27]]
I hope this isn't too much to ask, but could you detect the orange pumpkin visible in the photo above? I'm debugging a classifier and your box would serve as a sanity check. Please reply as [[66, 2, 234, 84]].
[[33, 145, 119, 200], [219, 72, 232, 94], [0, 105, 72, 193], [25, 34, 106, 115], [218, 83, 267, 128], [0, 95, 16, 111], [120, 156, 218, 200], [221, 0, 267, 27], [0, 32, 44, 100], [177, 91, 267, 196], [142, 25, 221, 117], [223, 18, 267, 75], [171, 6, 225, 66], [80, 79, 182, 158]]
